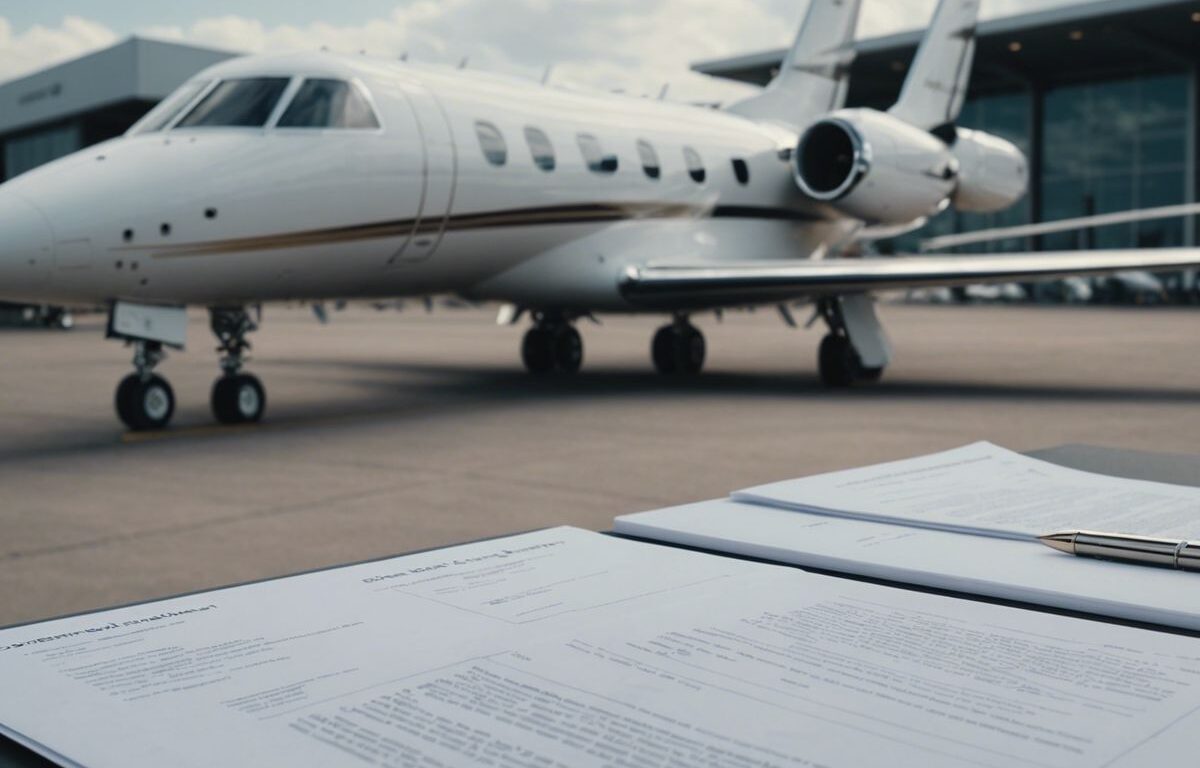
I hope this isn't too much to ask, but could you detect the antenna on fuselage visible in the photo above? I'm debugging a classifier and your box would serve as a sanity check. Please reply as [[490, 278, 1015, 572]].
[[399, 51, 408, 61], [458, 56, 469, 69], [657, 83, 670, 100], [541, 65, 553, 85]]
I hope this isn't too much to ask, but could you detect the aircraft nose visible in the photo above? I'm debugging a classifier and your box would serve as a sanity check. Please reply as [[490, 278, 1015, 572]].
[[0, 189, 54, 299]]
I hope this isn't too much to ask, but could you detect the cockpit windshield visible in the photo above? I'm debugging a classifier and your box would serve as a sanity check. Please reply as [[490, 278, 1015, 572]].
[[127, 79, 212, 135], [176, 78, 291, 128], [277, 79, 380, 129]]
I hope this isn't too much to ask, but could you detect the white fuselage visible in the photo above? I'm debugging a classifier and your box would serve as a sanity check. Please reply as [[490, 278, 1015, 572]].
[[0, 52, 846, 313]]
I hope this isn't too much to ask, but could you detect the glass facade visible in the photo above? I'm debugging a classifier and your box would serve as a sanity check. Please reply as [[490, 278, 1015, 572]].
[[902, 71, 1193, 257], [3, 122, 81, 181], [1041, 73, 1189, 250]]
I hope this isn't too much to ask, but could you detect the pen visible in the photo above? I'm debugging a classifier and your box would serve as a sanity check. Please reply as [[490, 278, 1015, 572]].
[[1039, 530, 1200, 571]]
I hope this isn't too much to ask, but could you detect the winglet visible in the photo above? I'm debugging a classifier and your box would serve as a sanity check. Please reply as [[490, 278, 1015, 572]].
[[888, 0, 979, 130], [727, 0, 862, 127]]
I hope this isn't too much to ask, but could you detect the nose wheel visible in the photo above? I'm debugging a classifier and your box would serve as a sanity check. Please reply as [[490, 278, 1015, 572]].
[[210, 307, 266, 424], [522, 314, 583, 374], [114, 341, 177, 431]]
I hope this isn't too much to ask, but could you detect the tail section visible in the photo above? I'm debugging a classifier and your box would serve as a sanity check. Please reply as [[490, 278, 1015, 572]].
[[727, 0, 862, 128], [888, 0, 979, 130]]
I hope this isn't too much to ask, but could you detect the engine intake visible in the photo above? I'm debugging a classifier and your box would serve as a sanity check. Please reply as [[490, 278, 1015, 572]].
[[795, 119, 868, 200], [793, 108, 958, 225]]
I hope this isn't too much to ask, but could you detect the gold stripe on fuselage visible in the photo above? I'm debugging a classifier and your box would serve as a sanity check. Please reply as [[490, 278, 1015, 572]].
[[117, 202, 790, 259]]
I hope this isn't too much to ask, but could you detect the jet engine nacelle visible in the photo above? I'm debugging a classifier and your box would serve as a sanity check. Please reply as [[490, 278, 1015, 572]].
[[793, 108, 957, 225], [947, 127, 1028, 213]]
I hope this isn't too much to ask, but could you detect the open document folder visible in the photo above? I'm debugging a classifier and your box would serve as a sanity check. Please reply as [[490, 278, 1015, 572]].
[[2, 527, 1199, 768], [615, 442, 1200, 630]]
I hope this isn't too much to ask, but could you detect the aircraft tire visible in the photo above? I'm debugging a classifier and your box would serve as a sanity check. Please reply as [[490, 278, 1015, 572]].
[[212, 373, 266, 424], [818, 333, 879, 387], [116, 373, 175, 431], [522, 327, 555, 374], [652, 324, 704, 375], [552, 325, 583, 374]]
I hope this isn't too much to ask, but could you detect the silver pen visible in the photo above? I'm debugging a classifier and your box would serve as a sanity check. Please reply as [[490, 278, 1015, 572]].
[[1039, 530, 1200, 571]]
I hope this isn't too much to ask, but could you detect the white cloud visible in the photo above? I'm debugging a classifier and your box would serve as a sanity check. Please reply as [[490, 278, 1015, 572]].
[[0, 1, 1064, 100], [0, 15, 117, 82]]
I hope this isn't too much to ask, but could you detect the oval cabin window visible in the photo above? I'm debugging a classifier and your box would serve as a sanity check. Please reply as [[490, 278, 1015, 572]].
[[683, 147, 706, 184], [637, 140, 661, 180], [475, 121, 508, 166], [524, 127, 556, 172], [577, 134, 618, 174]]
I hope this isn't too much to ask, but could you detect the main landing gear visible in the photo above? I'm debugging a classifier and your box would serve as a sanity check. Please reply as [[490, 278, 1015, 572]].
[[209, 307, 266, 424], [652, 317, 705, 375], [815, 297, 886, 387], [521, 313, 583, 374]]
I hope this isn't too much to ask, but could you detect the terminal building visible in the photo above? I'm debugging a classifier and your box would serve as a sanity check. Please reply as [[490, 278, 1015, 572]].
[[0, 0, 1197, 306], [696, 0, 1200, 261]]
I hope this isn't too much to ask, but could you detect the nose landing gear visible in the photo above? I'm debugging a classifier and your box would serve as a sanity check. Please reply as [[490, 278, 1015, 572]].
[[209, 307, 266, 424], [115, 342, 176, 431]]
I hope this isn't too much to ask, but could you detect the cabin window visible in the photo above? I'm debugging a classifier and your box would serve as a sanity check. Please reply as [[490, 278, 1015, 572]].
[[176, 78, 291, 128], [277, 79, 380, 129], [578, 133, 618, 174], [683, 146, 706, 184], [524, 126, 556, 171], [129, 80, 211, 134], [637, 140, 661, 180], [475, 121, 508, 166], [732, 158, 750, 185]]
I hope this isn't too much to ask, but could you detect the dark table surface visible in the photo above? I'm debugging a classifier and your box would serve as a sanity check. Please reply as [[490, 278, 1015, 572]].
[[4, 443, 1200, 768]]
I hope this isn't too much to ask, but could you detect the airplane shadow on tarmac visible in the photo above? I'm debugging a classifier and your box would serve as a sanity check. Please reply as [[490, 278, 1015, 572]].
[[275, 359, 1200, 407]]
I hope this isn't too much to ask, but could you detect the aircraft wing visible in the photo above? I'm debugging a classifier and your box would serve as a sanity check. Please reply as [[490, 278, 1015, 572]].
[[619, 248, 1200, 308]]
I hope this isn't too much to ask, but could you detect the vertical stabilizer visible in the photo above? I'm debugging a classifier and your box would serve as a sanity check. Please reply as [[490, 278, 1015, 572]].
[[726, 0, 862, 128], [888, 0, 979, 130]]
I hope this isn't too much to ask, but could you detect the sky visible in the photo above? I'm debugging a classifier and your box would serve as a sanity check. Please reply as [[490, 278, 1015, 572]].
[[0, 1, 1072, 102]]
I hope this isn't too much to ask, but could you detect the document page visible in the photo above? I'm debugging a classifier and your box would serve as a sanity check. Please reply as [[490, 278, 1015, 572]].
[[615, 498, 1200, 630], [2, 527, 1200, 767], [733, 441, 1200, 539]]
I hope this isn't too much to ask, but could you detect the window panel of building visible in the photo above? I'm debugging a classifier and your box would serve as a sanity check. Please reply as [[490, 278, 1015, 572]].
[[4, 123, 82, 180], [176, 78, 291, 128], [277, 79, 380, 129], [1041, 73, 1188, 250]]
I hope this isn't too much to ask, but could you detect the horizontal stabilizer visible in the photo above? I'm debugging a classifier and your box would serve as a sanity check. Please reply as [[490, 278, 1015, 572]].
[[620, 249, 1200, 308], [889, 0, 979, 130]]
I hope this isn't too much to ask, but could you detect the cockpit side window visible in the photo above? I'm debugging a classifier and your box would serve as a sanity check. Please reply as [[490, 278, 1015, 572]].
[[128, 79, 212, 134], [176, 78, 291, 128], [276, 79, 380, 129]]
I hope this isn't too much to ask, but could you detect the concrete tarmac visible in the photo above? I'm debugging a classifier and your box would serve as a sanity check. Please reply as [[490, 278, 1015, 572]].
[[1, 302, 1198, 626]]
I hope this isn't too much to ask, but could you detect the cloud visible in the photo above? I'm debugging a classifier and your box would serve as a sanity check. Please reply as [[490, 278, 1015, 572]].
[[0, 15, 117, 82], [0, 1, 1067, 100]]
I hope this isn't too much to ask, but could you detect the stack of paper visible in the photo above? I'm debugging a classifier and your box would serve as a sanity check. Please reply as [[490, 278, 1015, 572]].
[[615, 442, 1200, 630], [2, 528, 1199, 767]]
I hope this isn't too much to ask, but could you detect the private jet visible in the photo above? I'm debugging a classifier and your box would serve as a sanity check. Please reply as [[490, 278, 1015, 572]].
[[2, 0, 1198, 430]]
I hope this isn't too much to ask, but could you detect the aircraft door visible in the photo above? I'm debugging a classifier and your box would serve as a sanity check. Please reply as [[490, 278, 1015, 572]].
[[389, 83, 456, 265]]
